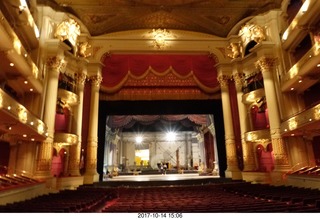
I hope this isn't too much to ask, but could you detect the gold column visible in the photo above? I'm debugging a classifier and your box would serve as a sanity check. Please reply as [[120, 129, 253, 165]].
[[84, 71, 102, 184], [34, 56, 64, 179], [255, 57, 290, 173], [68, 70, 87, 176], [233, 72, 256, 171], [217, 74, 241, 179]]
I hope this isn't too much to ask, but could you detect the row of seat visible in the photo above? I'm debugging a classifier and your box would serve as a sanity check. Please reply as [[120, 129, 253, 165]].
[[0, 187, 116, 212], [1, 179, 320, 212], [101, 182, 320, 213], [0, 174, 41, 190]]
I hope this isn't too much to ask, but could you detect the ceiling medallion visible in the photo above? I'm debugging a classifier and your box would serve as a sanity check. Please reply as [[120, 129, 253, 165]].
[[151, 28, 173, 49]]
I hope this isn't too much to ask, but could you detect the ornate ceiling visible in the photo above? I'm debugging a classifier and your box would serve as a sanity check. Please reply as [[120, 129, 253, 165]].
[[41, 0, 283, 37]]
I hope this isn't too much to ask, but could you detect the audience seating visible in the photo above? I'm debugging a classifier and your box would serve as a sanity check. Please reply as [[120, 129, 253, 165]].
[[1, 177, 320, 213]]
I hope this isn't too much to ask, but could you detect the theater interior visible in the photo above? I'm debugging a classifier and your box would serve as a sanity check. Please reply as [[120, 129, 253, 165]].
[[0, 0, 320, 213]]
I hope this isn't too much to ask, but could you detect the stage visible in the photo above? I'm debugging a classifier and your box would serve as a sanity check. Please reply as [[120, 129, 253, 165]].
[[103, 173, 219, 182], [98, 172, 229, 188]]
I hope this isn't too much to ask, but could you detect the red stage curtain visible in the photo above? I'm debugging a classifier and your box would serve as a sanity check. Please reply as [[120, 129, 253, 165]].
[[107, 115, 209, 129], [101, 54, 218, 92]]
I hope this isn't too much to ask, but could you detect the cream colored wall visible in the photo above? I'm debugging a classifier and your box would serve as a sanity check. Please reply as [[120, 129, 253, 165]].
[[285, 136, 310, 170], [281, 92, 306, 120], [15, 142, 37, 176]]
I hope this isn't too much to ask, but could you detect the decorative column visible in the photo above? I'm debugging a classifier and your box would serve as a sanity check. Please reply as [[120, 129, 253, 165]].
[[84, 69, 102, 184], [217, 73, 241, 179], [34, 55, 64, 179], [196, 132, 205, 170], [207, 123, 220, 175], [68, 69, 87, 176], [255, 57, 290, 174], [233, 72, 256, 171]]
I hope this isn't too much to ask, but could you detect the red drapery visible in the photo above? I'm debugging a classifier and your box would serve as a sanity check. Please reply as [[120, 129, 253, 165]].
[[101, 54, 219, 93], [107, 115, 209, 129]]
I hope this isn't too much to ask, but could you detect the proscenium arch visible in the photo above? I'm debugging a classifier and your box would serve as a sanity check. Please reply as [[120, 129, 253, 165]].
[[96, 52, 227, 181], [97, 100, 226, 180]]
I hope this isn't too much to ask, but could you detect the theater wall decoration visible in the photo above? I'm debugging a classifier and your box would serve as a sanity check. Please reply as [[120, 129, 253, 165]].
[[100, 53, 220, 100]]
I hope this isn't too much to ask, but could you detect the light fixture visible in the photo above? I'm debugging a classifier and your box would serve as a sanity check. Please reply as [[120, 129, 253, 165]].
[[135, 136, 143, 144], [151, 28, 172, 49], [301, 0, 310, 13], [166, 131, 176, 141]]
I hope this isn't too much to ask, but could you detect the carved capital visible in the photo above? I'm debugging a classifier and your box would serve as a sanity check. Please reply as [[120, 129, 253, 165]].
[[232, 72, 245, 89], [90, 74, 103, 87], [217, 74, 231, 88], [46, 56, 64, 70], [75, 72, 87, 86], [255, 57, 277, 71]]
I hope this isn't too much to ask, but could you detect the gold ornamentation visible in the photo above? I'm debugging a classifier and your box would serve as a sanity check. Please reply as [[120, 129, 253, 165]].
[[18, 106, 28, 124], [150, 28, 175, 49], [232, 72, 245, 88], [227, 42, 242, 59], [239, 23, 266, 46], [314, 106, 320, 120], [90, 74, 103, 87], [271, 137, 289, 166], [77, 41, 92, 58], [75, 72, 87, 85], [54, 18, 80, 47], [255, 57, 277, 71], [217, 74, 230, 88], [36, 142, 53, 171], [46, 56, 64, 70], [225, 140, 238, 168], [288, 118, 297, 130]]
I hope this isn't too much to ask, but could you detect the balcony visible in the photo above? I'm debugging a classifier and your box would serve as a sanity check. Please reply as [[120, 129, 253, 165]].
[[57, 89, 78, 107], [0, 0, 39, 50], [281, 44, 320, 93], [54, 133, 78, 146], [282, 0, 320, 50], [281, 102, 320, 137], [0, 10, 42, 94], [0, 88, 47, 141], [244, 129, 270, 143]]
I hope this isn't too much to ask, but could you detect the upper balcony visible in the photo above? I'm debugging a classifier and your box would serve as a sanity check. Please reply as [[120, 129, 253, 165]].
[[281, 43, 320, 93], [281, 0, 320, 50], [0, 10, 42, 96], [281, 102, 320, 137], [0, 0, 39, 50]]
